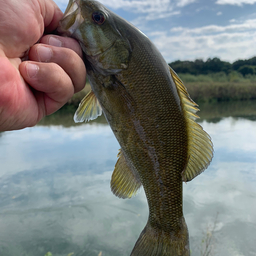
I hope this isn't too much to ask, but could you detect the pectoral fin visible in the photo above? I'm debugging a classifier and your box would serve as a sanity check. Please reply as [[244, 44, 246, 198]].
[[169, 67, 214, 182], [74, 90, 102, 123], [111, 150, 141, 199]]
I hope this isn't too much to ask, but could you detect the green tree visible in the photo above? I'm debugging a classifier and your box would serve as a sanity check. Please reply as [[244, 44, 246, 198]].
[[233, 56, 256, 71], [169, 56, 256, 76], [238, 65, 256, 76]]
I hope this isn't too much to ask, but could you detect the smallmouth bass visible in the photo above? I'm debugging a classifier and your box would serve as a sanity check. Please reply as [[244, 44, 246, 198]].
[[58, 1, 213, 255]]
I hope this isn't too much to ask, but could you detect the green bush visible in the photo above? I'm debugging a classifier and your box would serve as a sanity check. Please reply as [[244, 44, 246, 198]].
[[228, 71, 244, 82]]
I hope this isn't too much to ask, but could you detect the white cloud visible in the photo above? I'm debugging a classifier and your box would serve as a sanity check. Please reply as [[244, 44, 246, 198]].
[[101, 0, 178, 22], [151, 19, 256, 62], [99, 0, 196, 11], [170, 19, 256, 34], [103, 0, 171, 12], [177, 0, 197, 7], [216, 0, 256, 5], [55, 0, 193, 20], [217, 11, 222, 15], [131, 11, 180, 29], [55, 0, 174, 14]]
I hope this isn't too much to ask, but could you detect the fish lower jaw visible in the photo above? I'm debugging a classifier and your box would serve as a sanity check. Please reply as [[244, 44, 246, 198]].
[[58, 0, 84, 37]]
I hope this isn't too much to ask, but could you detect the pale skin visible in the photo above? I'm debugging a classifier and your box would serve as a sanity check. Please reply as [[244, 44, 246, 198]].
[[0, 0, 86, 131]]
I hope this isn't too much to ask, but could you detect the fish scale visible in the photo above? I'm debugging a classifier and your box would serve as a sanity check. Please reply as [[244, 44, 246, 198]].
[[58, 1, 213, 255]]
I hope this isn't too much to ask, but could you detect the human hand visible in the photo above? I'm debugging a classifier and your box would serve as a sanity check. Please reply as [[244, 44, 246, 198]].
[[0, 0, 86, 131]]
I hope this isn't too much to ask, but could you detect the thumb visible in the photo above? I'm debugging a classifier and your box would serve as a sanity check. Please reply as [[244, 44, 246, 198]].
[[39, 0, 64, 32]]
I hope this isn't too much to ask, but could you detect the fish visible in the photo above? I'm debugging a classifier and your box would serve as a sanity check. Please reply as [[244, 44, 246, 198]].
[[57, 1, 214, 255]]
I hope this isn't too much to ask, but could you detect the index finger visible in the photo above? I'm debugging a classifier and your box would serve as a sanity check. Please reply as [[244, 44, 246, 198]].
[[40, 35, 83, 58]]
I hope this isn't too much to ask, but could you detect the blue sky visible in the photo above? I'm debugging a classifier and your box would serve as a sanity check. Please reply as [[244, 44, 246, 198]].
[[54, 0, 256, 63]]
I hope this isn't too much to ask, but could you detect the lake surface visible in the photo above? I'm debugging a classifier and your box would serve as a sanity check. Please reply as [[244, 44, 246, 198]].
[[0, 100, 256, 256]]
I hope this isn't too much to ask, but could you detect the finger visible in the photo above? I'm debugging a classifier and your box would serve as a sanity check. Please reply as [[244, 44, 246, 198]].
[[28, 43, 86, 93], [40, 35, 83, 58], [19, 61, 74, 116], [40, 0, 63, 32]]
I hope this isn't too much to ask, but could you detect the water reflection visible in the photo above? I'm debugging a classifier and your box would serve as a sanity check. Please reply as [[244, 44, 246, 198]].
[[0, 100, 256, 256], [38, 100, 256, 126], [198, 100, 256, 122]]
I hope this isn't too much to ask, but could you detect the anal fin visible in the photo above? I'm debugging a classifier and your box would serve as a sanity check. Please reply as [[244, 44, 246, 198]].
[[111, 150, 141, 199]]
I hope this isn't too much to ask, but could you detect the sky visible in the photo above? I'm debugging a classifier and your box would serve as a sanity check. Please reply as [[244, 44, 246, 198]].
[[54, 0, 256, 63]]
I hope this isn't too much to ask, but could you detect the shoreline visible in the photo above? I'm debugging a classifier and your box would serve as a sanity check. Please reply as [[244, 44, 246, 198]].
[[66, 81, 256, 108]]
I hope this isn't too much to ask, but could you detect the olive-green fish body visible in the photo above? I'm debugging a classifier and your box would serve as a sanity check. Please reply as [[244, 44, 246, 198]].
[[58, 1, 213, 255]]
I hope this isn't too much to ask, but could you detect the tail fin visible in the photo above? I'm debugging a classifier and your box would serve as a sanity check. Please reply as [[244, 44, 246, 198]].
[[130, 218, 190, 256]]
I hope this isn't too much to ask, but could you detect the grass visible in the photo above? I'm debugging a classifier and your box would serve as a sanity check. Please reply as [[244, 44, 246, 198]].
[[178, 71, 256, 83], [179, 72, 256, 102], [185, 81, 256, 103]]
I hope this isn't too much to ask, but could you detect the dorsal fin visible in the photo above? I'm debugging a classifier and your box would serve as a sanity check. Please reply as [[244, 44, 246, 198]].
[[169, 67, 214, 182], [74, 90, 102, 123], [111, 149, 142, 199]]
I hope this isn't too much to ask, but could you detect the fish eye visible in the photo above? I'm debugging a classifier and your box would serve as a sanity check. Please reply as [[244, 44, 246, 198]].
[[92, 11, 105, 25]]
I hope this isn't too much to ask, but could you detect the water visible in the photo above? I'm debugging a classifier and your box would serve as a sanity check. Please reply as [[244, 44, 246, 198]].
[[0, 101, 256, 256]]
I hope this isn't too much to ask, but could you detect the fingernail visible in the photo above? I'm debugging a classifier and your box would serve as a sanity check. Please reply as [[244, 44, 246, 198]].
[[26, 63, 39, 78], [37, 46, 53, 62], [49, 36, 63, 47]]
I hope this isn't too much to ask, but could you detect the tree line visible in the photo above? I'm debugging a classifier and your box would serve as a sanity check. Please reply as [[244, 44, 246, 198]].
[[168, 56, 256, 76]]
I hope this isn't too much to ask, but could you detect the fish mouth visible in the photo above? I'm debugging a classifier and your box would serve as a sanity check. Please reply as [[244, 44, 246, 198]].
[[57, 0, 84, 37]]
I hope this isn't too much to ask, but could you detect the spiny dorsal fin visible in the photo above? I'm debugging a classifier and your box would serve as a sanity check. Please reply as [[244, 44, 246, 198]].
[[169, 67, 214, 182], [111, 149, 142, 199], [74, 90, 102, 123]]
